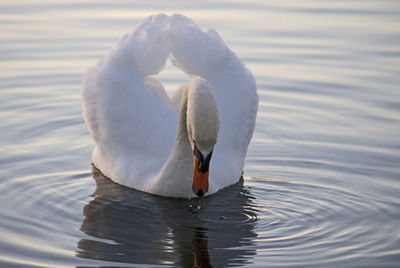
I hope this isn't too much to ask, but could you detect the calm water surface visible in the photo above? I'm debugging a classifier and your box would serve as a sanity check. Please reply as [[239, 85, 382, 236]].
[[1, 1, 400, 267]]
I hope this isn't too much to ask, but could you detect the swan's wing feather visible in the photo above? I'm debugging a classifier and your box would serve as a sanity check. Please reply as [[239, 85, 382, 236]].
[[169, 14, 259, 192], [169, 14, 230, 79], [82, 14, 177, 189]]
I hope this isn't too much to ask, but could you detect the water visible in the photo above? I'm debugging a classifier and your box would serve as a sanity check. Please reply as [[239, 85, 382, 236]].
[[1, 0, 400, 267]]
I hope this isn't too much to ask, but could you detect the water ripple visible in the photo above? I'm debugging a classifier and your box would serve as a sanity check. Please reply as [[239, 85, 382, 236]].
[[243, 177, 400, 266], [1, 0, 400, 267]]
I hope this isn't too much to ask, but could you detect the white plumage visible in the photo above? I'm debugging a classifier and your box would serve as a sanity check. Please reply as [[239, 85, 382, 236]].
[[81, 14, 258, 198]]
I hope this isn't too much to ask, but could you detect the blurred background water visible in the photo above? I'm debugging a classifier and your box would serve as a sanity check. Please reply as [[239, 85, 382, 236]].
[[1, 0, 400, 267]]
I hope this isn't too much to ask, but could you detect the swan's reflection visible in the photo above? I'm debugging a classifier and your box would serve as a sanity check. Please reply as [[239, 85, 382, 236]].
[[77, 167, 257, 267], [192, 228, 211, 268]]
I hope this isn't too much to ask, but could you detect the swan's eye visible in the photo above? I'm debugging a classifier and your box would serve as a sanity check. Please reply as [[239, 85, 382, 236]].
[[193, 141, 213, 173], [193, 141, 203, 161]]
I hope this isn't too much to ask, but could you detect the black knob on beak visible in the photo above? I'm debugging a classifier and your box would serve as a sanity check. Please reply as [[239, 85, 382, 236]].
[[196, 189, 204, 197]]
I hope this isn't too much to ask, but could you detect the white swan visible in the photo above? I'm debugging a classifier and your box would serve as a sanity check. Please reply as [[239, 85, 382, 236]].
[[81, 14, 258, 198]]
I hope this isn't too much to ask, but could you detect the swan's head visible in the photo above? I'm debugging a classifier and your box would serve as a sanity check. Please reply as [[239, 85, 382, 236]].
[[186, 78, 220, 197]]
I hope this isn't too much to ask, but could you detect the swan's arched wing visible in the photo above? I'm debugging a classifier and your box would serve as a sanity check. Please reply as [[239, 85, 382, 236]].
[[82, 14, 177, 189], [169, 14, 259, 192]]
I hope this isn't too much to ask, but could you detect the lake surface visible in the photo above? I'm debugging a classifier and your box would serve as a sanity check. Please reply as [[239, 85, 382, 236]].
[[1, 0, 400, 267]]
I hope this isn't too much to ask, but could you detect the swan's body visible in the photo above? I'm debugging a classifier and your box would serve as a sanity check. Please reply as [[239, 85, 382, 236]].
[[82, 14, 258, 198]]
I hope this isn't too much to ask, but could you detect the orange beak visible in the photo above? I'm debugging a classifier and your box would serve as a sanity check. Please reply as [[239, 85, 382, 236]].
[[192, 156, 209, 196]]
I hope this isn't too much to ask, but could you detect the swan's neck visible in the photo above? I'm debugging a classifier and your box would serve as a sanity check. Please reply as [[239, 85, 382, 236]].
[[149, 78, 219, 197], [149, 86, 193, 197], [174, 86, 192, 152]]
